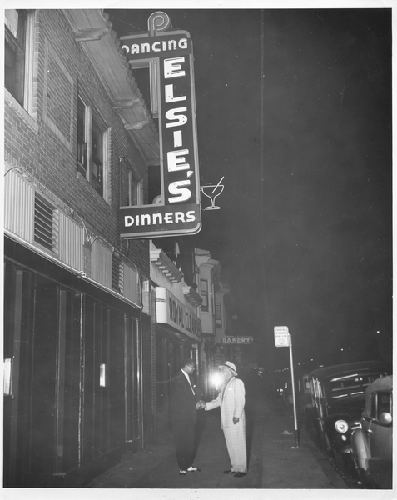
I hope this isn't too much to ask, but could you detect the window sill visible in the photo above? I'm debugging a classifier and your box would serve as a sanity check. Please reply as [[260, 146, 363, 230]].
[[76, 171, 110, 207], [5, 88, 38, 133]]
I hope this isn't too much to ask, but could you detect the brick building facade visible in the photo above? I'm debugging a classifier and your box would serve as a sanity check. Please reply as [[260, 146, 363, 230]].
[[3, 9, 159, 487]]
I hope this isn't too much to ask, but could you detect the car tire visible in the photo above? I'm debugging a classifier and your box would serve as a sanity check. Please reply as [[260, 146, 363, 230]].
[[318, 425, 331, 452], [314, 426, 324, 450], [316, 419, 329, 451], [332, 450, 347, 473], [357, 468, 378, 489]]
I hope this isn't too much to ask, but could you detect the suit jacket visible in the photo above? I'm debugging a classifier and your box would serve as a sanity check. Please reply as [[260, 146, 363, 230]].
[[170, 370, 199, 423], [206, 377, 246, 429]]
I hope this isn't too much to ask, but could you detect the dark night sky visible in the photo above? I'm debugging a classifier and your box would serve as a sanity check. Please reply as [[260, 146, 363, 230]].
[[106, 8, 392, 370]]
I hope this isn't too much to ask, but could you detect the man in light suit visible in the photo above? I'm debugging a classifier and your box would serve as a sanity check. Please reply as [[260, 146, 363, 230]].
[[170, 358, 202, 475], [204, 361, 247, 477]]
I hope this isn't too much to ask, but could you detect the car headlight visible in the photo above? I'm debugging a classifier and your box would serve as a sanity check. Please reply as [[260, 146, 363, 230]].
[[335, 419, 349, 434]]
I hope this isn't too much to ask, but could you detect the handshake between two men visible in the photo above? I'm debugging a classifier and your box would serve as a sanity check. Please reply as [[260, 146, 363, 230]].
[[195, 399, 240, 424], [196, 400, 206, 410]]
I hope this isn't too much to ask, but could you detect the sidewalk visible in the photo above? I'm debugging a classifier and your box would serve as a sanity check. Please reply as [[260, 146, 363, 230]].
[[260, 401, 346, 488], [86, 397, 347, 489]]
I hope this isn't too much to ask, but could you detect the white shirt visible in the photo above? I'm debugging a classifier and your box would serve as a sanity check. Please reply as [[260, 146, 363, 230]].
[[181, 368, 195, 395]]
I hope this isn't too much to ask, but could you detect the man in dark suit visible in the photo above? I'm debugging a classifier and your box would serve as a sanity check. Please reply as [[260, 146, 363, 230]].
[[170, 358, 202, 475]]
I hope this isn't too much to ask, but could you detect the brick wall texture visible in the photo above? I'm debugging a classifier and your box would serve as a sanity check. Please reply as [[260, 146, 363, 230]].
[[4, 9, 150, 279]]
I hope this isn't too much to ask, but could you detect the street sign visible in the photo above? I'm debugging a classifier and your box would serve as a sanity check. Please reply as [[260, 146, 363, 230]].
[[273, 325, 299, 447], [274, 326, 291, 347]]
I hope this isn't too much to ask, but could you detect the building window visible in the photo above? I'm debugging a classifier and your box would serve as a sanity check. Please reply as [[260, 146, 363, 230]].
[[77, 96, 87, 175], [148, 163, 162, 204], [124, 165, 142, 206], [129, 170, 141, 206], [4, 9, 34, 111], [34, 193, 58, 253], [77, 94, 108, 198], [200, 279, 208, 311], [216, 303, 222, 326], [91, 117, 103, 195]]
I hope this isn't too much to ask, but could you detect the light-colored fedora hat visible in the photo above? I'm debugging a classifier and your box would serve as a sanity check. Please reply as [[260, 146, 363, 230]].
[[219, 361, 237, 376]]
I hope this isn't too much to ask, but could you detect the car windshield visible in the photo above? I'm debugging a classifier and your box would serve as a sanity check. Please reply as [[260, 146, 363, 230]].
[[329, 373, 384, 400]]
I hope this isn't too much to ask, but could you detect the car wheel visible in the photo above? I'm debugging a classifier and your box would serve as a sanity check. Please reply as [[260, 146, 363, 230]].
[[356, 467, 378, 489], [318, 427, 331, 452], [314, 426, 325, 450], [305, 415, 314, 437], [333, 450, 347, 473], [323, 433, 332, 453], [316, 420, 329, 451]]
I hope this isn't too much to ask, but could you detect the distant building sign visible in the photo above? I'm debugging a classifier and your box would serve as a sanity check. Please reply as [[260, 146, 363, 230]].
[[156, 287, 201, 340], [119, 22, 201, 239], [221, 337, 254, 344]]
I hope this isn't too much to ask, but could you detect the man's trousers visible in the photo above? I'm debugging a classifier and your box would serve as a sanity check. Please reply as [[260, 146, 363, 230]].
[[223, 423, 247, 473], [172, 420, 196, 470]]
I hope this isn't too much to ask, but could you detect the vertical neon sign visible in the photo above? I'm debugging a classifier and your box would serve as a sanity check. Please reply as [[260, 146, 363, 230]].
[[119, 12, 201, 238]]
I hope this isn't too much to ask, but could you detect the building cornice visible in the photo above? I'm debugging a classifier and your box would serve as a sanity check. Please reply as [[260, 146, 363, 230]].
[[62, 9, 160, 163], [150, 245, 183, 283], [183, 285, 202, 307]]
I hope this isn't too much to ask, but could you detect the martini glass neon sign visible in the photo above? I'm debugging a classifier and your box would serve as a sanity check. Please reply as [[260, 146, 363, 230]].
[[201, 177, 225, 210]]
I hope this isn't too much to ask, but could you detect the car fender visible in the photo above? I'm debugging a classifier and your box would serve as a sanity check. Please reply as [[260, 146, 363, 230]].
[[351, 428, 370, 470]]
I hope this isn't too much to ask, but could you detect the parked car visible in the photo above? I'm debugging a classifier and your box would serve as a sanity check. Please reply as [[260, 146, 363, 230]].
[[351, 375, 392, 488], [298, 372, 313, 425], [304, 361, 390, 472]]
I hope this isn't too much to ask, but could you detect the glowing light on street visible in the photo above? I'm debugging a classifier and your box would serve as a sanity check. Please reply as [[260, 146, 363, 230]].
[[209, 372, 223, 389]]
